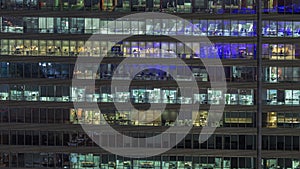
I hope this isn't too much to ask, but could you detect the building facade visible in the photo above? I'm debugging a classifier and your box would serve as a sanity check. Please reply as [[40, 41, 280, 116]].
[[0, 0, 300, 168]]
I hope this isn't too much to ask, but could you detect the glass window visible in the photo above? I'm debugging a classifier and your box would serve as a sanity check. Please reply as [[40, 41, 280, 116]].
[[208, 89, 223, 104], [162, 111, 177, 126], [239, 89, 253, 105], [285, 90, 300, 105], [162, 89, 177, 103], [293, 21, 300, 37], [192, 110, 208, 127], [1, 16, 23, 33], [39, 40, 46, 55], [70, 18, 84, 34]]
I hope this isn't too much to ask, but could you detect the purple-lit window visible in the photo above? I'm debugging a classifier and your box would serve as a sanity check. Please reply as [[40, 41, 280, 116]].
[[238, 44, 247, 59], [246, 44, 254, 58], [191, 19, 200, 35], [207, 20, 216, 36], [199, 20, 207, 36], [176, 42, 184, 57], [223, 20, 231, 36], [241, 20, 254, 37], [199, 43, 207, 58], [295, 0, 300, 13], [262, 21, 269, 36], [285, 21, 293, 37], [230, 43, 239, 59], [231, 20, 239, 36], [161, 42, 169, 52], [278, 21, 285, 37], [168, 19, 177, 35], [176, 20, 185, 35], [223, 43, 231, 59], [215, 20, 223, 36], [239, 20, 246, 36], [150, 41, 159, 49], [153, 19, 162, 35], [269, 21, 277, 37], [293, 21, 300, 37], [215, 43, 224, 59], [251, 21, 257, 36], [184, 21, 193, 35]]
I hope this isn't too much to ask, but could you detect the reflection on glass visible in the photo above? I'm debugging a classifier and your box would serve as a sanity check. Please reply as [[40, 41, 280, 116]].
[[2, 38, 300, 61], [192, 111, 208, 127]]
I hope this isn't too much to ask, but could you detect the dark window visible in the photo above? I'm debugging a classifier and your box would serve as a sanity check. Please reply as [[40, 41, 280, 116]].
[[185, 134, 192, 148], [239, 157, 246, 168], [270, 136, 276, 150], [48, 109, 54, 123], [10, 108, 17, 123], [231, 157, 238, 168], [55, 132, 62, 146], [63, 109, 70, 123], [33, 131, 39, 145], [246, 135, 254, 150], [231, 135, 238, 149], [285, 136, 292, 150], [18, 153, 25, 168], [0, 108, 9, 123], [239, 135, 245, 150], [25, 131, 32, 145], [17, 108, 24, 123], [262, 135, 268, 150], [207, 135, 214, 149], [11, 131, 17, 145], [2, 131, 9, 145], [17, 131, 24, 145], [215, 135, 222, 149], [25, 108, 32, 123], [40, 131, 47, 145], [200, 135, 208, 149], [224, 135, 230, 149], [24, 63, 32, 78], [193, 134, 199, 149], [63, 133, 69, 146], [277, 136, 284, 150], [48, 132, 54, 146], [40, 108, 47, 123], [32, 108, 39, 123], [285, 158, 292, 168], [55, 109, 63, 123], [293, 136, 299, 151]]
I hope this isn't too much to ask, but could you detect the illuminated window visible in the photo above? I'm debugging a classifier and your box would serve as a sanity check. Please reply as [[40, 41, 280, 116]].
[[267, 112, 277, 128], [192, 110, 208, 127]]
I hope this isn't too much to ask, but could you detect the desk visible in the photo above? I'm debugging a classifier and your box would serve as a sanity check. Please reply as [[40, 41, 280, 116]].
[[140, 162, 153, 168], [211, 5, 222, 9], [81, 162, 95, 167]]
